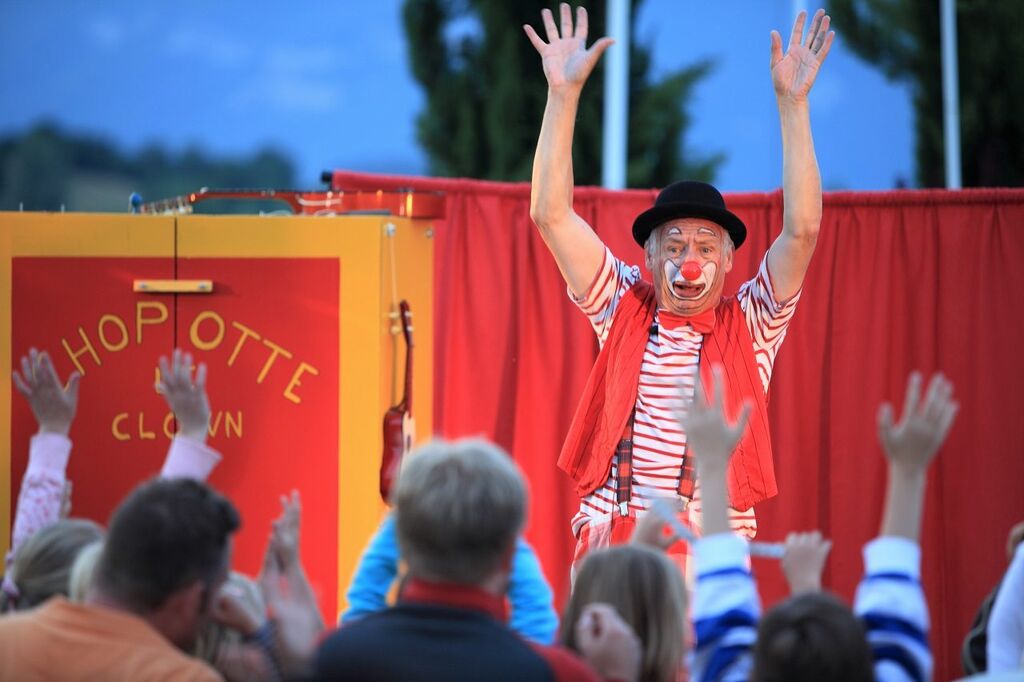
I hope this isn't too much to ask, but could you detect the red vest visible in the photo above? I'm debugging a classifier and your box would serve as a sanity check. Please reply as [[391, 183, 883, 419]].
[[556, 280, 777, 512]]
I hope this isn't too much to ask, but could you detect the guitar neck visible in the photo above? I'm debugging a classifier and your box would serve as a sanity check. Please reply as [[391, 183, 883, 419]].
[[400, 302, 414, 414]]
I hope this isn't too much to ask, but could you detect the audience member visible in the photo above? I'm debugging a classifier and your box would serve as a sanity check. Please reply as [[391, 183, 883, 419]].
[[68, 539, 103, 602], [987, 521, 1024, 673], [1, 518, 102, 611], [343, 511, 559, 644], [562, 540, 685, 682], [962, 521, 1024, 675], [687, 368, 955, 682], [7, 348, 81, 574], [0, 477, 238, 680], [2, 348, 222, 612], [313, 438, 640, 681]]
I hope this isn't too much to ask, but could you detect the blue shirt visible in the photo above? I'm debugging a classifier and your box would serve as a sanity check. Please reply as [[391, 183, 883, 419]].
[[341, 513, 559, 645]]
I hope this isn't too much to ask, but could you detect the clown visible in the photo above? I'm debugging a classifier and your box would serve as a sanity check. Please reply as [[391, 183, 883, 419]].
[[524, 5, 834, 565]]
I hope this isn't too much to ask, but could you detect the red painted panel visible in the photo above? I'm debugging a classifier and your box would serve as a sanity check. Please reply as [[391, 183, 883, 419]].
[[11, 256, 340, 620], [176, 257, 339, 619], [11, 257, 176, 529]]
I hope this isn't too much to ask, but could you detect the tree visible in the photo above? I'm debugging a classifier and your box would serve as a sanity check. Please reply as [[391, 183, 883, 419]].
[[829, 0, 1024, 188], [402, 0, 721, 187], [0, 123, 295, 213]]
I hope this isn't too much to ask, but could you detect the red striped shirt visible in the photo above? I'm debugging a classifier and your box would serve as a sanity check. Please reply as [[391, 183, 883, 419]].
[[569, 248, 800, 537]]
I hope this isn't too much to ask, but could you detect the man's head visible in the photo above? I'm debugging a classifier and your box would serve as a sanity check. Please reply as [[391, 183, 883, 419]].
[[394, 438, 526, 588], [752, 592, 874, 682], [92, 478, 240, 650], [632, 181, 746, 316], [645, 219, 734, 316]]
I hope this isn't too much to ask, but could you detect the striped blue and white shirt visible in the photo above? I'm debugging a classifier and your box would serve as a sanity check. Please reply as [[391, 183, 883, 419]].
[[691, 534, 931, 682]]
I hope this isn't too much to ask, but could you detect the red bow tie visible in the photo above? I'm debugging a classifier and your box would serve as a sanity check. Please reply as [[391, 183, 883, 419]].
[[658, 307, 717, 334]]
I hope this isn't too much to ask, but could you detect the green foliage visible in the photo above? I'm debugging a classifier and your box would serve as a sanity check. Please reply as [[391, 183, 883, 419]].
[[0, 123, 295, 213], [402, 0, 720, 187], [829, 0, 1024, 187]]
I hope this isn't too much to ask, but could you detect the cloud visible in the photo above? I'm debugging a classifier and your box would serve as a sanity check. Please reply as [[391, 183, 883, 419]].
[[164, 27, 251, 68], [229, 77, 342, 115], [87, 17, 124, 49], [224, 42, 347, 115], [266, 45, 340, 73]]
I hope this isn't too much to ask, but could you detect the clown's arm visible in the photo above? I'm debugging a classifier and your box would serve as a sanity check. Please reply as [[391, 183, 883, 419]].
[[766, 9, 835, 302], [524, 3, 612, 297]]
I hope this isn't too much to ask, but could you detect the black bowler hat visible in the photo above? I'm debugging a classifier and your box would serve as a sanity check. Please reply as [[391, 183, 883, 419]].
[[631, 181, 746, 249]]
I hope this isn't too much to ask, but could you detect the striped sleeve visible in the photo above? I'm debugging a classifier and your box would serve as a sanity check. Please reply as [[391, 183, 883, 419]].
[[735, 254, 801, 392], [568, 247, 642, 347], [691, 533, 758, 682], [855, 537, 932, 682]]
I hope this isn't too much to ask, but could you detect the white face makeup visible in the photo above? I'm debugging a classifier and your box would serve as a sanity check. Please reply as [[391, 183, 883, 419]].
[[651, 222, 731, 315]]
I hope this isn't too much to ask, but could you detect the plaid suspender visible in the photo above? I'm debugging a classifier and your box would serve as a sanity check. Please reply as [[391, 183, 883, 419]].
[[615, 320, 699, 513], [614, 411, 635, 517]]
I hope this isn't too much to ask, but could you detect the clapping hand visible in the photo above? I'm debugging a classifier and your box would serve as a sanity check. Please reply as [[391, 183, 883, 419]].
[[781, 531, 832, 595]]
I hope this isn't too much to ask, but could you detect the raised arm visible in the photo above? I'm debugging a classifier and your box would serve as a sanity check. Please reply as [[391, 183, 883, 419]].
[[9, 349, 80, 563], [678, 366, 752, 537], [766, 9, 834, 301], [157, 349, 221, 481], [524, 3, 610, 297], [853, 372, 956, 682], [682, 367, 759, 682], [876, 372, 958, 541]]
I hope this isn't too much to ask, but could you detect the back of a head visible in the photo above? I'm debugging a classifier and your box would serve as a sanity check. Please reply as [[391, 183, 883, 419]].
[[753, 592, 874, 682], [95, 477, 240, 612], [68, 540, 103, 602], [4, 519, 104, 611], [562, 545, 686, 682], [394, 438, 526, 586]]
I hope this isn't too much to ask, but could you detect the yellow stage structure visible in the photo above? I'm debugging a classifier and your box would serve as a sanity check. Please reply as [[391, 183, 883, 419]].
[[0, 210, 434, 620]]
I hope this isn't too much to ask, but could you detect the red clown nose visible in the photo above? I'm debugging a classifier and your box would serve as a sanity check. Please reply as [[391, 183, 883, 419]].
[[680, 261, 702, 281]]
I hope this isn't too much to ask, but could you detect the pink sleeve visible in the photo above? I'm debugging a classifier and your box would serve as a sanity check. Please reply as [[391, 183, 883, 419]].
[[7, 434, 71, 568], [160, 436, 222, 482]]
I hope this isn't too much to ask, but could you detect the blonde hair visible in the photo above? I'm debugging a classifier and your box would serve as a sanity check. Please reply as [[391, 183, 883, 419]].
[[562, 545, 687, 682], [194, 571, 266, 664], [395, 438, 526, 586], [3, 519, 104, 611], [69, 540, 103, 602]]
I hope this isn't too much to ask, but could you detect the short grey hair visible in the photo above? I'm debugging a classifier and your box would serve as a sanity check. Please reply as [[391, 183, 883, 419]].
[[394, 438, 526, 586], [644, 224, 735, 261]]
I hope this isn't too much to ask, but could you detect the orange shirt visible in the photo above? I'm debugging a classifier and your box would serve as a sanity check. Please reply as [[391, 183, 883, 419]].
[[0, 597, 221, 681]]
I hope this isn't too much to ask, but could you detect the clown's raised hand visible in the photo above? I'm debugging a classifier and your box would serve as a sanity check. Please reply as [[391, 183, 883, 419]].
[[770, 9, 834, 103], [523, 3, 613, 93]]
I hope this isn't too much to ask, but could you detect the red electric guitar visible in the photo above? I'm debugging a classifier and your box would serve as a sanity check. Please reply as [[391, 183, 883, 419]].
[[380, 301, 415, 502]]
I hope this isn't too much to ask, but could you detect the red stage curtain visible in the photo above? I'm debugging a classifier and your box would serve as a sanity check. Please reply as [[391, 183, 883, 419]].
[[332, 170, 1024, 681]]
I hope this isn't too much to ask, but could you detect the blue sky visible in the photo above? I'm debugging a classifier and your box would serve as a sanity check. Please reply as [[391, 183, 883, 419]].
[[0, 0, 915, 191]]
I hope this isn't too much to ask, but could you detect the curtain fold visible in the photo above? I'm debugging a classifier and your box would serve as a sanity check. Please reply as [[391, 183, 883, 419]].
[[332, 170, 1024, 681]]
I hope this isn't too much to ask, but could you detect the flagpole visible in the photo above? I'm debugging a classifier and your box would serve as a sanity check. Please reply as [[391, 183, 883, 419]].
[[602, 0, 630, 189], [940, 0, 962, 188]]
